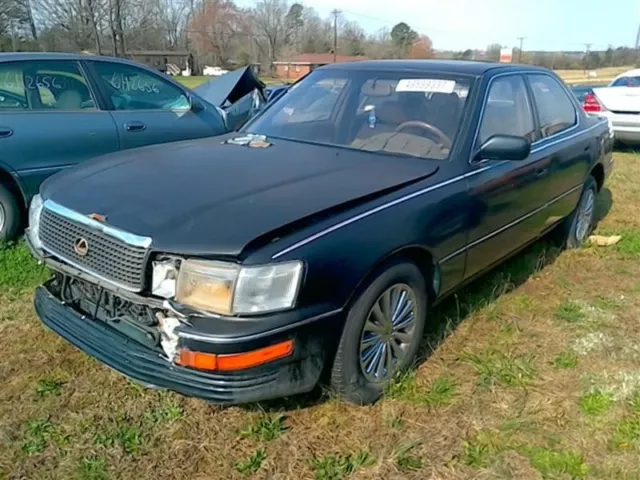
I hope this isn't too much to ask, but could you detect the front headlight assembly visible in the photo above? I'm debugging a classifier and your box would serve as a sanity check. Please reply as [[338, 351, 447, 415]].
[[175, 259, 303, 316], [27, 194, 44, 250]]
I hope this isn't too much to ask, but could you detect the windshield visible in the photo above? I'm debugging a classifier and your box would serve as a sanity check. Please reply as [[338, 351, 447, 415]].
[[243, 69, 473, 160]]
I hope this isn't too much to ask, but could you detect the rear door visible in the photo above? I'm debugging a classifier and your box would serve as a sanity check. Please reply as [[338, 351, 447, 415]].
[[85, 60, 226, 150], [526, 74, 591, 223], [0, 59, 119, 199], [464, 73, 550, 279]]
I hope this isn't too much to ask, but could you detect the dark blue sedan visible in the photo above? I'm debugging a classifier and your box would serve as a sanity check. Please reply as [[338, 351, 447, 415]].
[[30, 60, 614, 405]]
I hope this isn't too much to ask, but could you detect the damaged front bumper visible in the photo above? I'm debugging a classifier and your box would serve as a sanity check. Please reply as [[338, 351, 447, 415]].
[[30, 243, 340, 404], [34, 283, 333, 404]]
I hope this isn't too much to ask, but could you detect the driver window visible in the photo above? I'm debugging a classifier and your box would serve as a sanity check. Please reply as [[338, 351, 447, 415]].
[[479, 75, 536, 145], [91, 61, 190, 111]]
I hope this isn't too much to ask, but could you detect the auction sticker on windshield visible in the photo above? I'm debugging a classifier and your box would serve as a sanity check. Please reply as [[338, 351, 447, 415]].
[[396, 79, 456, 93]]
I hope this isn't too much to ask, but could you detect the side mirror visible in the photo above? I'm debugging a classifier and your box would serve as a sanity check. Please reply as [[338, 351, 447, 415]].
[[475, 135, 531, 162], [190, 95, 206, 113]]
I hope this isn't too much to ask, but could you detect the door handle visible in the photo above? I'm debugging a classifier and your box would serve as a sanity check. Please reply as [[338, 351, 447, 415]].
[[0, 127, 13, 138], [535, 168, 548, 177], [124, 122, 146, 132]]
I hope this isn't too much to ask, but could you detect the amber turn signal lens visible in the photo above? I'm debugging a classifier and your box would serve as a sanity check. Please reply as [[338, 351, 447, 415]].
[[217, 340, 294, 371], [177, 350, 217, 371], [177, 340, 294, 372]]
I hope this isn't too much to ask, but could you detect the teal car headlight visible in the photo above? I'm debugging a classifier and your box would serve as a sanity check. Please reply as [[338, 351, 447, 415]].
[[27, 194, 44, 250]]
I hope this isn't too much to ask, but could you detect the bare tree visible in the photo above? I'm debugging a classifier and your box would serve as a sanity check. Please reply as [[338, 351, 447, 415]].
[[340, 19, 365, 56], [298, 7, 331, 54], [189, 0, 248, 66], [161, 0, 187, 48], [85, 0, 101, 53], [252, 0, 289, 65], [113, 0, 124, 54]]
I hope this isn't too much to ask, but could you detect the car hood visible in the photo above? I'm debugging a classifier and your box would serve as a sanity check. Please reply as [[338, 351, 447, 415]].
[[193, 66, 265, 107], [41, 136, 439, 257]]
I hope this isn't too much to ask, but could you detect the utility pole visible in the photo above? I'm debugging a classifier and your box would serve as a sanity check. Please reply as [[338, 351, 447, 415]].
[[584, 43, 592, 74], [608, 44, 614, 67], [635, 23, 640, 50], [517, 36, 526, 63], [331, 9, 341, 63]]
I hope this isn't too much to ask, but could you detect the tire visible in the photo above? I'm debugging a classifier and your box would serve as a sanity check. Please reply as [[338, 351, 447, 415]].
[[557, 176, 598, 249], [0, 183, 21, 243], [330, 259, 428, 405]]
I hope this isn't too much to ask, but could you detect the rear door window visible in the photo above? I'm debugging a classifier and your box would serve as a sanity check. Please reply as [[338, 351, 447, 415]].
[[0, 64, 27, 110], [0, 61, 96, 111], [527, 74, 577, 138], [479, 75, 537, 145]]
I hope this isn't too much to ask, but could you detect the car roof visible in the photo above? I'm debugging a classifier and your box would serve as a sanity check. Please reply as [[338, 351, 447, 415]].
[[0, 52, 150, 69], [319, 59, 551, 77]]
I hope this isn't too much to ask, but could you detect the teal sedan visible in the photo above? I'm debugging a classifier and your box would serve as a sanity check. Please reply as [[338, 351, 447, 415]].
[[0, 53, 265, 241]]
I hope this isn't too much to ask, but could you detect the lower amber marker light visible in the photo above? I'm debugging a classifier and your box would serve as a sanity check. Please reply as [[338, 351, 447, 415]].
[[177, 340, 294, 372]]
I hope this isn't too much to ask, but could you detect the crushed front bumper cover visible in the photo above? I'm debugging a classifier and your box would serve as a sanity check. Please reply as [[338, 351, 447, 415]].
[[34, 285, 327, 404]]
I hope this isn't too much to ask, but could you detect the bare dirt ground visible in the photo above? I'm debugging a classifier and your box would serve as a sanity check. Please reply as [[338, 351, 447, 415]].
[[1, 150, 639, 479]]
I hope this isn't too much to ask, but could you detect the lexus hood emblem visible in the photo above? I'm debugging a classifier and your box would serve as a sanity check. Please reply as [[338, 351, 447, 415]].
[[74, 237, 89, 257]]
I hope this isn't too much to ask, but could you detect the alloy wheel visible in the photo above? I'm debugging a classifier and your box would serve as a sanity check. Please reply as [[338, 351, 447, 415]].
[[359, 284, 418, 383], [575, 189, 595, 243], [0, 203, 5, 235]]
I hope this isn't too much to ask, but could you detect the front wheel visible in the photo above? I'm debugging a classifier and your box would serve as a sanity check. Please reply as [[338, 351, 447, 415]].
[[557, 176, 597, 249], [330, 260, 428, 405], [0, 183, 21, 243]]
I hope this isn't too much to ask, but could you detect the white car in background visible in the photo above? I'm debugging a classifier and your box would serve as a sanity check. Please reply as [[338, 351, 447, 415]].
[[581, 69, 640, 145], [203, 66, 229, 76]]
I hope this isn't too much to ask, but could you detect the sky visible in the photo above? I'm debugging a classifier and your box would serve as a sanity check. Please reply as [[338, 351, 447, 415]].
[[238, 0, 640, 52]]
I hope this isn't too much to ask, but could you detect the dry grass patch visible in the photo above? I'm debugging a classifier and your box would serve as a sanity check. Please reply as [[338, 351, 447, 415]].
[[1, 151, 640, 478]]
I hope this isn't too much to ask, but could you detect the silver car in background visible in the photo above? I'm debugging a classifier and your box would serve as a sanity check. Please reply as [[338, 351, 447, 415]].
[[580, 69, 640, 145]]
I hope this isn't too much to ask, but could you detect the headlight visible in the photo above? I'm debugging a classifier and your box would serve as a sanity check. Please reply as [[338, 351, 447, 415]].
[[234, 262, 304, 314], [176, 259, 303, 316], [27, 194, 44, 250]]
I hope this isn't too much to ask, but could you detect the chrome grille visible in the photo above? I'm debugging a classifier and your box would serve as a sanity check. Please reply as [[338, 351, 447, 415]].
[[39, 208, 149, 291]]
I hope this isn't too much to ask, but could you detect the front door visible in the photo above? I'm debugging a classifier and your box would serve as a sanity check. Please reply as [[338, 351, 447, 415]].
[[464, 73, 550, 280], [86, 61, 226, 150]]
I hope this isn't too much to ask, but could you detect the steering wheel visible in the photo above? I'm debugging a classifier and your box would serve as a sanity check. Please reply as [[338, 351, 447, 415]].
[[395, 121, 453, 150]]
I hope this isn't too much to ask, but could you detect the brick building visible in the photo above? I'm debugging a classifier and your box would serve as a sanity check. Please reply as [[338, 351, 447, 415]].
[[273, 53, 366, 80]]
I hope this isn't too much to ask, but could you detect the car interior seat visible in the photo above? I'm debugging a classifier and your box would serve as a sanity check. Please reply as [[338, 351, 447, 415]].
[[55, 90, 83, 110]]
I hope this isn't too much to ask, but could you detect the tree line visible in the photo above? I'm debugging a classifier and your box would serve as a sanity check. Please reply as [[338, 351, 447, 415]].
[[0, 0, 433, 71], [1, 0, 637, 73]]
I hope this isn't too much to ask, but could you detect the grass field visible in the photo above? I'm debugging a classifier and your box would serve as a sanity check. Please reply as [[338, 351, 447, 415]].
[[557, 66, 632, 85], [1, 150, 640, 479]]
